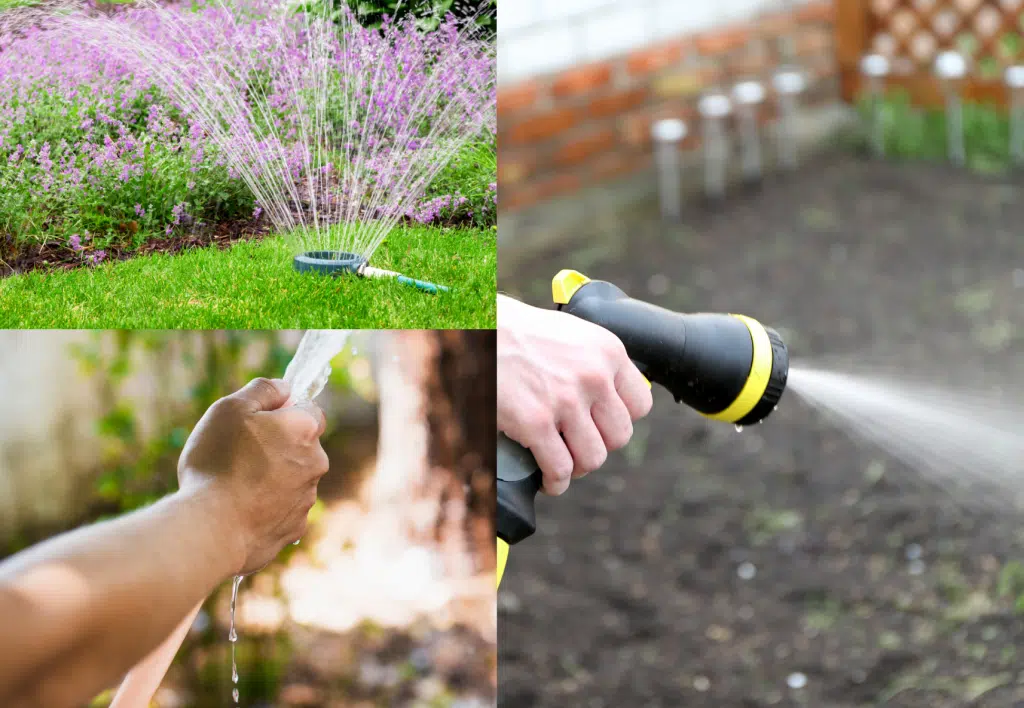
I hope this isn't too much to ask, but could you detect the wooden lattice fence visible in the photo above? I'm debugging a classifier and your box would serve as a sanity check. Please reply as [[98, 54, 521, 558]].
[[837, 0, 1024, 106]]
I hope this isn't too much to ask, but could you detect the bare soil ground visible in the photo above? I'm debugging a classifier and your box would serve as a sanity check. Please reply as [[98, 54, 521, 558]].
[[498, 157, 1024, 707]]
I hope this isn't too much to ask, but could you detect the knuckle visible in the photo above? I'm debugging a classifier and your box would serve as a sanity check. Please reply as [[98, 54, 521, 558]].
[[522, 409, 555, 441], [211, 396, 244, 420], [314, 447, 330, 476], [579, 446, 607, 475], [639, 390, 654, 417], [577, 365, 607, 392], [590, 446, 609, 471], [251, 377, 276, 394], [605, 421, 633, 451]]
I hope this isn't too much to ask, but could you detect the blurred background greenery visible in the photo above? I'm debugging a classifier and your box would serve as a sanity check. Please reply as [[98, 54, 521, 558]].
[[0, 330, 495, 707]]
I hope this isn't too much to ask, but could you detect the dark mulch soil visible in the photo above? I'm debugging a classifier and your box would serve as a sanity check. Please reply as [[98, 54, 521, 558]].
[[0, 211, 483, 278], [0, 217, 271, 277], [498, 157, 1024, 707]]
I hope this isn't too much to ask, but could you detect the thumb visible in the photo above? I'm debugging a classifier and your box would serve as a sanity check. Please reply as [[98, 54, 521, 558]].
[[230, 378, 291, 412]]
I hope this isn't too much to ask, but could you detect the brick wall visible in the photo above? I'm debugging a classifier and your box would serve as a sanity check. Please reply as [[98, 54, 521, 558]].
[[498, 1, 838, 214]]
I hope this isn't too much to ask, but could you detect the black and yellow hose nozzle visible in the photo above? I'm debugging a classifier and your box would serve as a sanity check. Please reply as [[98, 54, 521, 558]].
[[496, 270, 790, 589]]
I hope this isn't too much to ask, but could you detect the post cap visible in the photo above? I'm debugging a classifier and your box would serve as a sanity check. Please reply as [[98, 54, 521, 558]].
[[651, 118, 687, 142]]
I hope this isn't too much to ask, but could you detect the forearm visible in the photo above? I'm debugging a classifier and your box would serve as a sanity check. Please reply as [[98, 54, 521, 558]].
[[0, 483, 244, 707]]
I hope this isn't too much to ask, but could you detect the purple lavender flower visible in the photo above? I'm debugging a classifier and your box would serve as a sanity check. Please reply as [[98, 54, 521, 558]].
[[69, 234, 82, 251]]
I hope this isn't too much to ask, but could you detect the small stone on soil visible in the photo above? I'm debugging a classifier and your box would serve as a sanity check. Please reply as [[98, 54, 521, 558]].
[[647, 273, 670, 295], [737, 561, 757, 580], [693, 676, 711, 692], [908, 559, 926, 575], [786, 672, 808, 689], [905, 543, 922, 560]]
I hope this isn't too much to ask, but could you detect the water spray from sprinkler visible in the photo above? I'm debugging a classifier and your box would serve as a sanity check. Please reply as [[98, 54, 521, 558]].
[[935, 50, 967, 167], [651, 118, 687, 222], [732, 80, 766, 184], [772, 68, 806, 170], [698, 93, 731, 201], [1006, 66, 1024, 166], [860, 54, 890, 157]]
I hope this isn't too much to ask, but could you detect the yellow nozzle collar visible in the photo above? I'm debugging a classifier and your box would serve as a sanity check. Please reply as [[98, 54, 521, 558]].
[[496, 538, 509, 589], [704, 314, 773, 423], [552, 269, 591, 305]]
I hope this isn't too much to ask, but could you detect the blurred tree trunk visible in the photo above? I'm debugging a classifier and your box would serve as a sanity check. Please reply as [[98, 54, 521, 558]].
[[370, 331, 496, 575]]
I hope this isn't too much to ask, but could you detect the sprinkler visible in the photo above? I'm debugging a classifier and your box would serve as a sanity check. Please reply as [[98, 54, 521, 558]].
[[1006, 66, 1024, 166], [860, 54, 890, 157], [293, 251, 449, 294], [698, 93, 732, 201], [935, 50, 967, 166], [732, 80, 766, 184], [772, 67, 806, 170], [651, 118, 687, 222]]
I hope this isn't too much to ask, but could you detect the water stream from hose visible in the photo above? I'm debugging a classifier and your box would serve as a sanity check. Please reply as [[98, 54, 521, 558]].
[[226, 329, 352, 705], [785, 363, 1024, 510]]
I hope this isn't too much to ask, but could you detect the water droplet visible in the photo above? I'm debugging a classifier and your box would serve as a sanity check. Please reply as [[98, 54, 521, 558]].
[[229, 626, 237, 642], [734, 424, 744, 432], [693, 676, 711, 692], [787, 672, 807, 689], [737, 561, 757, 580], [293, 539, 300, 545], [232, 688, 239, 703], [232, 664, 239, 683]]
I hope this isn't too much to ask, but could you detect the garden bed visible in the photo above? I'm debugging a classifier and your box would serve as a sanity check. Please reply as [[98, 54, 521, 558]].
[[498, 157, 1024, 707], [0, 0, 496, 324]]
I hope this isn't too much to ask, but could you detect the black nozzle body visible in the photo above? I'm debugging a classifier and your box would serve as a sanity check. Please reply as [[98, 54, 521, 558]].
[[558, 279, 787, 425]]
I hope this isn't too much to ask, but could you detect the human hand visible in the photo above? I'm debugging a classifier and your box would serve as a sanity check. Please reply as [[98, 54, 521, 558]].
[[497, 296, 653, 495], [178, 378, 329, 575]]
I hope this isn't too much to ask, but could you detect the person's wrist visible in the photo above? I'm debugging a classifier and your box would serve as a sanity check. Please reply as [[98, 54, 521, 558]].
[[178, 474, 248, 578]]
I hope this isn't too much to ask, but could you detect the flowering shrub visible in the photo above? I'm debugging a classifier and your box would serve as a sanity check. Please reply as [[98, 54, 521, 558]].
[[0, 0, 495, 258]]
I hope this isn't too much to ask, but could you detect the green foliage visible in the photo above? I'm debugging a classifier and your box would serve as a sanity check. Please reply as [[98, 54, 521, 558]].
[[344, 0, 496, 34], [997, 560, 1024, 614], [70, 331, 292, 515], [0, 86, 253, 249], [854, 90, 1012, 172], [423, 136, 496, 228]]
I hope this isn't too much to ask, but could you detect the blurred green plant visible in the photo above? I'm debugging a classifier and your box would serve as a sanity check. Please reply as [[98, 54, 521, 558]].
[[349, 0, 494, 33], [300, 0, 496, 34], [853, 90, 1011, 172], [997, 560, 1024, 614], [70, 331, 293, 516]]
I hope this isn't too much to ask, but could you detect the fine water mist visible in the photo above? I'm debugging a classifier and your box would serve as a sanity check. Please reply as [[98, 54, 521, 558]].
[[56, 0, 495, 263], [787, 363, 1024, 510]]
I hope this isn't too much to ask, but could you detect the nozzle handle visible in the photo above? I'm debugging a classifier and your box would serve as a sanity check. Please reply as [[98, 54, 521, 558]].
[[496, 432, 542, 546]]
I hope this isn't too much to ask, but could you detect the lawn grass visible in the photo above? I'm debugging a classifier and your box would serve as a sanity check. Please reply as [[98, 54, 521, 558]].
[[0, 224, 495, 328]]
